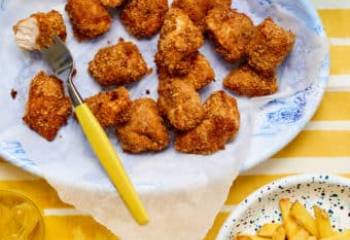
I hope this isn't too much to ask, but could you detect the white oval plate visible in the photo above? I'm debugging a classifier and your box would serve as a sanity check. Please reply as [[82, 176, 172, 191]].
[[218, 174, 350, 239], [0, 0, 328, 188]]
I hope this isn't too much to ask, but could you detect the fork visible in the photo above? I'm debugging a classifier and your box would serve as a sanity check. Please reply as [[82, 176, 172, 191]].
[[41, 36, 149, 225]]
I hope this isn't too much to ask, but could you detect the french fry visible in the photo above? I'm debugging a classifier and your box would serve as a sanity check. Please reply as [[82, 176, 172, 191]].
[[234, 199, 348, 240], [236, 235, 271, 240], [279, 198, 300, 239], [290, 201, 318, 236], [320, 230, 350, 240], [314, 206, 337, 238], [292, 228, 310, 240], [272, 226, 286, 240], [257, 223, 281, 238]]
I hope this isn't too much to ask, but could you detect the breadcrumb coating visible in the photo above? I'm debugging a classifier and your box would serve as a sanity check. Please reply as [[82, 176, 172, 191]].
[[206, 6, 254, 63], [171, 0, 211, 31], [158, 52, 215, 92], [65, 0, 112, 40], [100, 0, 124, 7], [175, 91, 240, 154], [224, 64, 278, 97], [116, 98, 169, 153], [155, 7, 204, 76], [85, 87, 132, 128], [13, 10, 67, 50], [121, 0, 168, 38], [246, 17, 296, 74], [23, 71, 72, 141], [158, 80, 205, 131], [89, 40, 150, 86], [171, 0, 232, 31]]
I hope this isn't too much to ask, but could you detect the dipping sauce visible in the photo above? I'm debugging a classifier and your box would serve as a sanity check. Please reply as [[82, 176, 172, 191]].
[[0, 190, 44, 240]]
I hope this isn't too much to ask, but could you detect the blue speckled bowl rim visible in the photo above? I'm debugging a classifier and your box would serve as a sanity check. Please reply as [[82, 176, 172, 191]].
[[240, 0, 330, 171], [217, 174, 350, 240]]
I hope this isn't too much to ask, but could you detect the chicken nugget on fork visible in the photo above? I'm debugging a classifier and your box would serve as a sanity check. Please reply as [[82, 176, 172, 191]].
[[13, 10, 67, 51], [65, 0, 112, 40]]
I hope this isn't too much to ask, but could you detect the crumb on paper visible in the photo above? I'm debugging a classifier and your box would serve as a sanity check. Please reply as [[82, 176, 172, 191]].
[[10, 89, 18, 100]]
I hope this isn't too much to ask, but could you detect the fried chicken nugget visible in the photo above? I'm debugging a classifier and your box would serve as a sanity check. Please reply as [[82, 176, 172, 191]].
[[210, 0, 232, 8], [121, 0, 168, 38], [13, 10, 67, 51], [175, 91, 240, 154], [206, 6, 254, 63], [85, 87, 132, 128], [171, 0, 232, 31], [23, 71, 72, 141], [158, 52, 215, 92], [224, 64, 278, 97], [246, 17, 296, 74], [155, 8, 204, 76], [100, 0, 124, 7], [171, 0, 211, 31], [89, 40, 150, 86], [116, 98, 169, 153], [158, 80, 205, 131], [65, 0, 112, 40]]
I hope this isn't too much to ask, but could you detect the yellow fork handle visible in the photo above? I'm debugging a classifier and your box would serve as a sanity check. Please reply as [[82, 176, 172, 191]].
[[75, 103, 149, 225]]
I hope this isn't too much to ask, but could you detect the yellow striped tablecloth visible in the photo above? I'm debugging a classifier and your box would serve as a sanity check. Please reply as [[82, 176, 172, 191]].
[[0, 0, 349, 239]]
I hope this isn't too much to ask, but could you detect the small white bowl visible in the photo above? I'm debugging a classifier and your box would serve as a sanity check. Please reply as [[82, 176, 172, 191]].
[[217, 174, 350, 240]]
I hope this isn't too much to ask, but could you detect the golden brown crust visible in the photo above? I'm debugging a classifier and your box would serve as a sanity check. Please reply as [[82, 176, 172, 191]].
[[206, 6, 254, 63], [99, 0, 124, 7], [175, 91, 240, 154], [23, 71, 72, 141], [246, 17, 296, 74], [209, 0, 232, 8], [89, 40, 150, 86], [121, 0, 168, 38], [33, 10, 67, 49], [65, 0, 112, 40], [171, 0, 232, 31], [155, 7, 204, 76], [116, 98, 169, 153], [158, 80, 205, 131], [171, 0, 211, 31], [85, 87, 132, 128], [158, 52, 215, 92], [224, 64, 278, 97]]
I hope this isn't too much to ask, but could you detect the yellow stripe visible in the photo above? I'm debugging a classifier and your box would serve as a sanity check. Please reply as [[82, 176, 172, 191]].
[[318, 10, 350, 37], [0, 180, 71, 209], [274, 131, 350, 157], [330, 46, 350, 75], [225, 175, 291, 205], [204, 212, 229, 240], [313, 92, 350, 120], [44, 216, 118, 240]]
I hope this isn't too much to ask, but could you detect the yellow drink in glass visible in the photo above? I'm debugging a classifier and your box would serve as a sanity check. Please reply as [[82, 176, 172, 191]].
[[0, 190, 44, 240]]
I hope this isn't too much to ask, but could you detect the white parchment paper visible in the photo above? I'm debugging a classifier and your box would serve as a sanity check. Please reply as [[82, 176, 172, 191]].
[[0, 0, 327, 239]]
